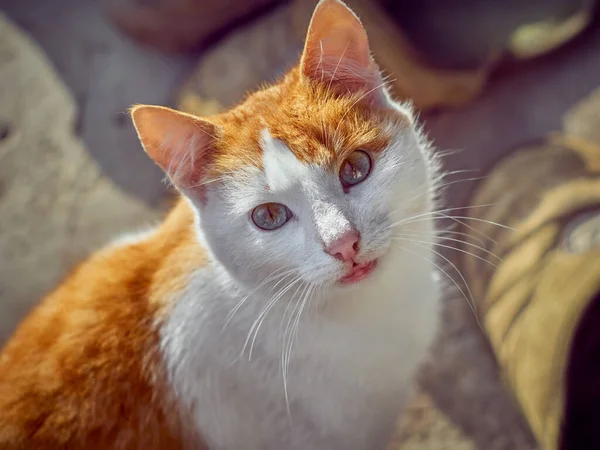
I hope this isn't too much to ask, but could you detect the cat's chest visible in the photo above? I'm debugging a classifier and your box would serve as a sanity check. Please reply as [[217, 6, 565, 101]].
[[165, 267, 438, 394], [286, 314, 421, 403], [161, 268, 439, 449], [221, 319, 417, 449]]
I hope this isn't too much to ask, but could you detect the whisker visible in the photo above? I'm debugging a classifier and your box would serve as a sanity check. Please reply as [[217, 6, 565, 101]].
[[223, 267, 294, 330], [389, 225, 487, 247], [394, 232, 501, 262], [392, 236, 498, 268], [438, 168, 481, 178], [407, 240, 478, 317], [281, 282, 311, 423], [434, 175, 488, 194], [393, 242, 484, 332], [325, 36, 352, 98], [248, 276, 303, 359], [333, 78, 396, 138], [317, 39, 325, 84], [399, 213, 501, 245], [323, 36, 354, 150], [186, 175, 231, 189], [433, 214, 515, 231], [242, 275, 303, 359], [399, 175, 488, 208], [435, 148, 467, 158], [278, 281, 305, 338], [434, 228, 488, 247], [283, 282, 310, 373], [385, 203, 499, 231], [439, 215, 499, 245]]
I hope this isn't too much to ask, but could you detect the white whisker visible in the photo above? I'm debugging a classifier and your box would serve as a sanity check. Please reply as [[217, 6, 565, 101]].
[[223, 267, 294, 330], [393, 236, 498, 268], [241, 275, 303, 360], [385, 203, 499, 231], [333, 78, 396, 139], [393, 242, 484, 332], [434, 213, 514, 231], [281, 281, 311, 424], [394, 232, 501, 262]]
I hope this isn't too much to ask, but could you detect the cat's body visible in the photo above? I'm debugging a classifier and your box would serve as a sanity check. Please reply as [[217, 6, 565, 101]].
[[0, 1, 441, 449]]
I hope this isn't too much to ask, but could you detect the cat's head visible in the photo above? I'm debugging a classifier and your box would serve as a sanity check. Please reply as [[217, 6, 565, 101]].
[[132, 0, 437, 292]]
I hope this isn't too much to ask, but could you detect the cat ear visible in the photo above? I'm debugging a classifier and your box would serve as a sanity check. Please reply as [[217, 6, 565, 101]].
[[130, 105, 220, 196], [300, 0, 383, 100]]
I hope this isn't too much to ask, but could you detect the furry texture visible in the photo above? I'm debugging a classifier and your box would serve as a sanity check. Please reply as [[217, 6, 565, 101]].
[[0, 1, 441, 448]]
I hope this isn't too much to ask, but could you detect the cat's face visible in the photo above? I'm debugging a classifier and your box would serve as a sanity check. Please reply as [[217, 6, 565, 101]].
[[198, 98, 431, 291], [132, 0, 436, 293]]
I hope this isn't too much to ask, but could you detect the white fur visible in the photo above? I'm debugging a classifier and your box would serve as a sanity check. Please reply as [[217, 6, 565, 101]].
[[160, 102, 440, 449], [262, 130, 310, 192], [110, 226, 158, 248]]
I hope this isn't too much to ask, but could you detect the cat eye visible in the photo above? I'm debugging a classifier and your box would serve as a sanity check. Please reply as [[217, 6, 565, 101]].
[[339, 150, 372, 188], [251, 203, 293, 231]]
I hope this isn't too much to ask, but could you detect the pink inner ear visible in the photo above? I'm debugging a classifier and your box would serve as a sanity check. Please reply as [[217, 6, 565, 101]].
[[162, 129, 208, 191], [131, 105, 219, 197], [311, 51, 382, 94], [300, 0, 383, 98]]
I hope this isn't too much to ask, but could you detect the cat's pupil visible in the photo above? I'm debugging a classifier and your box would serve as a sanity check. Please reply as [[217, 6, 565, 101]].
[[340, 150, 372, 187], [251, 203, 291, 231]]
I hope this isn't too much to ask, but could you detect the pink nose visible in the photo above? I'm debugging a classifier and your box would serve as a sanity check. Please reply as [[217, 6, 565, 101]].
[[326, 230, 360, 262]]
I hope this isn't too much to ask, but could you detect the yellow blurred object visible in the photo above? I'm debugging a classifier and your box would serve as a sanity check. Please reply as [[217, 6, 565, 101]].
[[509, 10, 592, 59], [461, 133, 600, 449]]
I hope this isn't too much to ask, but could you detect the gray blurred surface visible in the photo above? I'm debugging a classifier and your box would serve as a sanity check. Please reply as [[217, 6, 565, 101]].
[[0, 13, 161, 341], [2, 0, 197, 208]]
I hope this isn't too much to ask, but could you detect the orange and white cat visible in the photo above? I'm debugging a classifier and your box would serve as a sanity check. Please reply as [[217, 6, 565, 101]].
[[0, 1, 440, 448]]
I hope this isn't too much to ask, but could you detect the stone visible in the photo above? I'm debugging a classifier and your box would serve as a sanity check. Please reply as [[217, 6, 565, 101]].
[[0, 13, 161, 343]]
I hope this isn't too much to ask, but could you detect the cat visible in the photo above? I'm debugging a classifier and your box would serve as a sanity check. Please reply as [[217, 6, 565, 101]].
[[0, 0, 441, 448]]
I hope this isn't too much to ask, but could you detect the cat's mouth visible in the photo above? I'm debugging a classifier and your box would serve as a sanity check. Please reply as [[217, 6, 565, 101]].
[[339, 259, 378, 285]]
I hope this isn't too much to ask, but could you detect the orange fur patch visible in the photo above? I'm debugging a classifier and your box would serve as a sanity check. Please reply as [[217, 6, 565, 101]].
[[0, 201, 206, 449], [209, 68, 402, 177]]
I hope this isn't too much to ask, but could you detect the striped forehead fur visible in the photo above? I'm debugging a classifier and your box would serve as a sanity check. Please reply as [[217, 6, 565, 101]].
[[207, 68, 406, 179], [261, 129, 311, 192]]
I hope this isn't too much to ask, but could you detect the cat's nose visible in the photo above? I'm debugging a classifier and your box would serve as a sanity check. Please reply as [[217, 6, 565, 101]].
[[326, 230, 360, 262]]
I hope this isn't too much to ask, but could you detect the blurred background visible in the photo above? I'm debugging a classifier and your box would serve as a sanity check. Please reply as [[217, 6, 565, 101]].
[[1, 0, 600, 448]]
